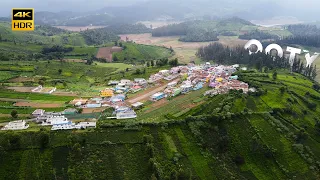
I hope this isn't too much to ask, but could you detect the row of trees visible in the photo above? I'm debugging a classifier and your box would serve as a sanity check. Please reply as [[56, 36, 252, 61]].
[[80, 28, 119, 45], [278, 35, 320, 48], [239, 30, 279, 40], [197, 42, 318, 79]]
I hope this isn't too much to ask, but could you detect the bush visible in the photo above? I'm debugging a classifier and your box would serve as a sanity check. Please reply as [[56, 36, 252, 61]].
[[233, 155, 245, 165]]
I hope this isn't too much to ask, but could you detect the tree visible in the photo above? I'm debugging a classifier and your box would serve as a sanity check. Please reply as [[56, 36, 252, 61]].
[[146, 61, 150, 67], [280, 86, 286, 94], [38, 80, 45, 86], [114, 41, 118, 46], [39, 132, 49, 148], [58, 69, 62, 74], [135, 68, 141, 74], [151, 60, 154, 67], [11, 110, 18, 118], [312, 65, 317, 80], [119, 42, 123, 47], [169, 58, 178, 66], [78, 108, 83, 114], [272, 71, 277, 80], [113, 55, 119, 62], [234, 155, 245, 165]]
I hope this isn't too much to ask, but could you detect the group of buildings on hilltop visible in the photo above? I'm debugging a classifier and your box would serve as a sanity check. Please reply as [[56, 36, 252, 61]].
[[147, 63, 250, 101], [1, 62, 251, 131]]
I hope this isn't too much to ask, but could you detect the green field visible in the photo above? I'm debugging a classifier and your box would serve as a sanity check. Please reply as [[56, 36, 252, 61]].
[[113, 42, 173, 62]]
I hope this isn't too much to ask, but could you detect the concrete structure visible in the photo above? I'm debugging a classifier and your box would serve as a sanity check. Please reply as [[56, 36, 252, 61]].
[[120, 79, 132, 86], [75, 122, 96, 129], [2, 120, 29, 130], [150, 92, 166, 101], [51, 122, 75, 130], [100, 89, 114, 97], [86, 103, 102, 108], [131, 102, 144, 109], [42, 116, 69, 126], [32, 109, 45, 117], [70, 99, 88, 106], [193, 82, 204, 91], [108, 80, 119, 85], [181, 84, 193, 94], [116, 110, 137, 119]]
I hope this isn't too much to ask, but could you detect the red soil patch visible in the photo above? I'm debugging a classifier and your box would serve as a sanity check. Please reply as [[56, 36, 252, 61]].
[[82, 108, 106, 114], [96, 46, 122, 62], [14, 102, 63, 108], [9, 77, 35, 83], [7, 87, 34, 92]]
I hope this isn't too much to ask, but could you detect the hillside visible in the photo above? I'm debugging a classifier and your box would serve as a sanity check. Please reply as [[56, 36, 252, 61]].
[[152, 18, 258, 42], [112, 42, 173, 63], [0, 22, 87, 46], [0, 71, 320, 179], [0, 22, 119, 47]]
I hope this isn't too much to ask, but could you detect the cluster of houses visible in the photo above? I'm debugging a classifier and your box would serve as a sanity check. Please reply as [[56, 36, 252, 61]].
[[147, 63, 250, 101], [1, 63, 252, 131], [1, 109, 96, 131]]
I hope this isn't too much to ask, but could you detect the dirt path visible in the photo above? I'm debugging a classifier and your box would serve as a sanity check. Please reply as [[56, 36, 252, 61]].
[[128, 84, 166, 104]]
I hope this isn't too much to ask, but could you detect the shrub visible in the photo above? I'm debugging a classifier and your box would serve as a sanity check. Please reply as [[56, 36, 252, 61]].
[[234, 155, 245, 165]]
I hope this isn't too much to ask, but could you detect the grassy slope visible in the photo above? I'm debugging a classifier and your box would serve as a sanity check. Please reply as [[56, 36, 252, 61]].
[[112, 42, 173, 61]]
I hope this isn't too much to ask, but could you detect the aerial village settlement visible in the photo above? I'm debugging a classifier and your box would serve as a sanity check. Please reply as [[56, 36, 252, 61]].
[[2, 63, 252, 131]]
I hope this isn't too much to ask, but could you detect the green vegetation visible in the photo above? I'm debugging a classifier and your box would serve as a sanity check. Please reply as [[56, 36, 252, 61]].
[[152, 17, 259, 42], [112, 42, 173, 63], [80, 28, 119, 45]]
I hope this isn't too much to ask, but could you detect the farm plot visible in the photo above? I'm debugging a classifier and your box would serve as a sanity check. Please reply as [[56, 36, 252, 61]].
[[14, 101, 64, 108], [119, 33, 247, 64], [0, 71, 19, 82], [96, 46, 122, 62]]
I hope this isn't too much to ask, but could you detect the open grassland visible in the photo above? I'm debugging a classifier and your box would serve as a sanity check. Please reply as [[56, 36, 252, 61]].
[[119, 33, 247, 64]]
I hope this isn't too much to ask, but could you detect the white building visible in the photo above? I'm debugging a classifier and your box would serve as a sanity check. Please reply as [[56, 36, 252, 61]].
[[75, 122, 96, 129], [42, 116, 69, 126], [116, 110, 137, 119], [51, 122, 75, 131], [32, 109, 45, 117], [120, 79, 132, 86], [2, 120, 29, 130]]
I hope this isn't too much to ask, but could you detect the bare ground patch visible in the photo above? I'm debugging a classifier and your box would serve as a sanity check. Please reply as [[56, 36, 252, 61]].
[[82, 108, 106, 114], [119, 34, 248, 63], [96, 46, 122, 62], [9, 77, 35, 83], [7, 87, 35, 92]]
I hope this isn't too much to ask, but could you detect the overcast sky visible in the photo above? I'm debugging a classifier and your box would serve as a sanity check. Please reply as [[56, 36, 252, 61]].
[[0, 0, 318, 17]]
